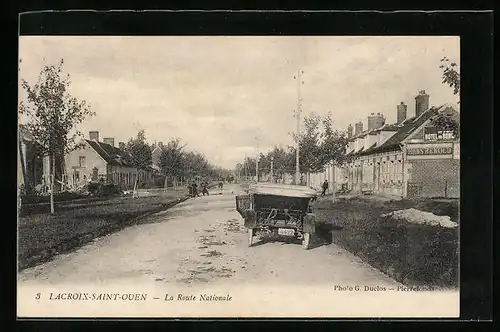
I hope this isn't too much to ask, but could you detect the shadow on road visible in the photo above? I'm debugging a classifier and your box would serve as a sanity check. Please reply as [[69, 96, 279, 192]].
[[252, 231, 332, 250]]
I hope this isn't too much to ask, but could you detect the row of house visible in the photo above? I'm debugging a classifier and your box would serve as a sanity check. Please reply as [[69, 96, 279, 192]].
[[18, 129, 165, 192], [310, 90, 460, 198]]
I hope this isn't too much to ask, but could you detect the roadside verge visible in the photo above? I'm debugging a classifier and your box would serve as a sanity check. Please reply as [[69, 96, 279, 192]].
[[18, 194, 190, 271]]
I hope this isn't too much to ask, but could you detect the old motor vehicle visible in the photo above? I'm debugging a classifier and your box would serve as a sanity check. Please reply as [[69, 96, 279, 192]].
[[235, 183, 317, 249]]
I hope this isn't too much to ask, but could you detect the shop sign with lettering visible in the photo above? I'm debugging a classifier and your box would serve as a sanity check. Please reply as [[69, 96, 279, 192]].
[[407, 146, 453, 156]]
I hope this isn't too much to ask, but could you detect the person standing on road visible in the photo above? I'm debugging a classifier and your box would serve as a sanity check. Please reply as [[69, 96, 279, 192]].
[[342, 177, 349, 193], [321, 179, 329, 197], [192, 182, 199, 197]]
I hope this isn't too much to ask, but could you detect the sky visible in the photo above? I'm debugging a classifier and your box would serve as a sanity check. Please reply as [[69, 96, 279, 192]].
[[18, 36, 460, 169]]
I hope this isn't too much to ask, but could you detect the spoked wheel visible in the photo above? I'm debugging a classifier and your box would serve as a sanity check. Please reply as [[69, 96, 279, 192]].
[[248, 228, 254, 247], [302, 232, 311, 250]]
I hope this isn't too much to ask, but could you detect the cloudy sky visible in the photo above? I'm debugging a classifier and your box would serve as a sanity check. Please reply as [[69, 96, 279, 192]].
[[19, 36, 459, 169]]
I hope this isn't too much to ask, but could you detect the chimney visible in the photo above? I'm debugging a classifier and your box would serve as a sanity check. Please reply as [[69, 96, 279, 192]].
[[355, 121, 363, 135], [347, 124, 353, 139], [415, 90, 430, 118], [367, 113, 385, 131], [89, 131, 99, 141], [397, 102, 408, 124], [103, 138, 115, 147], [118, 142, 126, 150]]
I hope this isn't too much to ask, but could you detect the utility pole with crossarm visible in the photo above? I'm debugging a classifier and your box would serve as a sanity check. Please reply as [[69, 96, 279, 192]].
[[293, 70, 304, 185]]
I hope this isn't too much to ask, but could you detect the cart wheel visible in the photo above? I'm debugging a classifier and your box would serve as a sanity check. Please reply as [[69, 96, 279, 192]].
[[248, 228, 254, 247], [302, 232, 311, 250]]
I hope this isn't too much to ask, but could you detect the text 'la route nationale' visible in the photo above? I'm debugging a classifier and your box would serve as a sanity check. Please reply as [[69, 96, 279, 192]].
[[45, 292, 233, 302]]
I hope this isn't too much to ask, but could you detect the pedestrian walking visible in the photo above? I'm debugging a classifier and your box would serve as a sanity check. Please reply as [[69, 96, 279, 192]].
[[201, 182, 209, 196], [321, 179, 329, 197]]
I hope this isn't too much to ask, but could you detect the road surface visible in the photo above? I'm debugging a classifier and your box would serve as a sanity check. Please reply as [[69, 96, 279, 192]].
[[18, 184, 400, 288]]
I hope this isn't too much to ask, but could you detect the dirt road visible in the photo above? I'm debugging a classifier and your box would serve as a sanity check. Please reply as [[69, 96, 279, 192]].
[[18, 184, 400, 288]]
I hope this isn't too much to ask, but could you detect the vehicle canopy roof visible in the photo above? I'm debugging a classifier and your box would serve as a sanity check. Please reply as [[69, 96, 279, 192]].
[[248, 183, 317, 198]]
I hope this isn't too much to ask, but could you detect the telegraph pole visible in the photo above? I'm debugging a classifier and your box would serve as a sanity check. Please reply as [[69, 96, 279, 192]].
[[255, 135, 260, 183], [293, 70, 304, 185]]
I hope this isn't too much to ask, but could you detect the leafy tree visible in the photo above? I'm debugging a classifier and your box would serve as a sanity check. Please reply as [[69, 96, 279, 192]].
[[235, 113, 349, 185], [319, 112, 350, 167], [124, 129, 153, 170], [291, 112, 325, 174], [19, 58, 94, 213], [439, 57, 460, 96], [263, 146, 296, 183], [434, 57, 460, 138], [159, 138, 186, 181], [431, 108, 460, 139]]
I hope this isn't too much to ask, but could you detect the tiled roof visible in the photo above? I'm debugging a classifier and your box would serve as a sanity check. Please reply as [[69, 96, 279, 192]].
[[352, 146, 364, 156], [361, 143, 377, 155], [358, 106, 442, 156], [372, 123, 401, 132], [86, 139, 137, 168], [349, 124, 398, 141]]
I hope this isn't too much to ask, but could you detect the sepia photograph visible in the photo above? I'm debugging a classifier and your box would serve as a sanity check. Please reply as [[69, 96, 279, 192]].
[[17, 35, 460, 318]]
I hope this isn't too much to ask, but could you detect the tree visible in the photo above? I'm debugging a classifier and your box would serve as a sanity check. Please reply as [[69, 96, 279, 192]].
[[19, 58, 95, 213], [439, 57, 460, 97], [435, 57, 460, 138], [124, 129, 153, 170], [262, 146, 296, 183], [319, 112, 350, 167], [243, 156, 256, 177], [431, 108, 460, 139], [122, 129, 153, 192], [292, 112, 325, 175], [159, 138, 186, 184]]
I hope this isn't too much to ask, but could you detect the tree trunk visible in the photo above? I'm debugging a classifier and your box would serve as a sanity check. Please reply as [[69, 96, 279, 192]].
[[50, 154, 55, 214], [18, 138, 30, 193], [332, 164, 336, 203], [133, 168, 139, 198]]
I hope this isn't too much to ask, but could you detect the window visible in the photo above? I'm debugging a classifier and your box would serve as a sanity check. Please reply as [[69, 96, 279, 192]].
[[79, 156, 86, 167]]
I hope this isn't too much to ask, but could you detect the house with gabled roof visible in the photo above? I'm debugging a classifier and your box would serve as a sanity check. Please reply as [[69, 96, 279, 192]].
[[341, 90, 460, 198], [52, 131, 156, 190]]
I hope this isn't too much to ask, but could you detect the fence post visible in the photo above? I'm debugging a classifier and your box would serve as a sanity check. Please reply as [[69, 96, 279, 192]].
[[444, 179, 448, 198]]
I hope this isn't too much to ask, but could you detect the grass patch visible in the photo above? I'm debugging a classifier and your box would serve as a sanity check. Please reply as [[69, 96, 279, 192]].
[[18, 190, 188, 270], [314, 196, 459, 288]]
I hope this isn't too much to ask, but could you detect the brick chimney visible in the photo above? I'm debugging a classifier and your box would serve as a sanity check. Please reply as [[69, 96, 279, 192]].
[[354, 121, 363, 135], [397, 102, 408, 124], [103, 138, 115, 147], [415, 90, 430, 118], [347, 124, 353, 139], [367, 113, 385, 131], [118, 142, 126, 150], [89, 131, 99, 141]]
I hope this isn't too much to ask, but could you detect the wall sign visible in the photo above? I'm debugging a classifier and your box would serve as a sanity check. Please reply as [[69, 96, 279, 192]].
[[407, 146, 453, 156]]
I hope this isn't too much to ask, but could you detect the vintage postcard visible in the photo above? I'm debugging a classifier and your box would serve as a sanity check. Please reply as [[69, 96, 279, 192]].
[[17, 35, 460, 318]]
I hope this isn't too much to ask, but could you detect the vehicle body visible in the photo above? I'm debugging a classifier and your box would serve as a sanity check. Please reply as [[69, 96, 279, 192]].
[[235, 183, 317, 249]]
